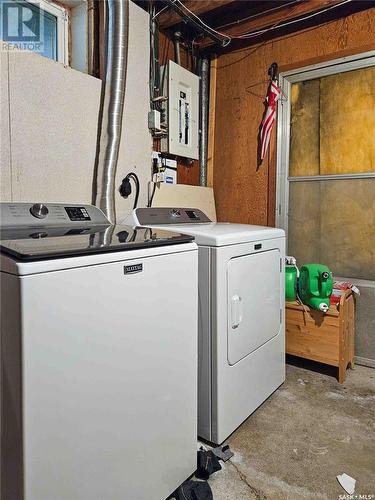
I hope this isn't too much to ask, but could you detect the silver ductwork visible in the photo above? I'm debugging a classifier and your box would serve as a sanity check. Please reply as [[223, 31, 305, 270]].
[[93, 0, 129, 224], [199, 56, 210, 187]]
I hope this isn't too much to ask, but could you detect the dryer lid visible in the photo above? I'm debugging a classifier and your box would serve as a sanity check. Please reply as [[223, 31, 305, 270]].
[[130, 208, 284, 247], [170, 223, 285, 247]]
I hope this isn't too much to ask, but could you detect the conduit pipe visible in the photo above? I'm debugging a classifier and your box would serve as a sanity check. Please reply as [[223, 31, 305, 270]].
[[174, 31, 182, 65], [87, 0, 96, 76], [94, 0, 129, 224], [199, 56, 210, 187]]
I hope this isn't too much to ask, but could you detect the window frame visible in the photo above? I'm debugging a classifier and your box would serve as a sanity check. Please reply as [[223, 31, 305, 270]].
[[25, 0, 69, 65], [275, 50, 375, 236]]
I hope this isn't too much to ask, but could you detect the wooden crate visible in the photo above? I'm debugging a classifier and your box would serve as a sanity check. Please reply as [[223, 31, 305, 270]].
[[286, 290, 355, 383]]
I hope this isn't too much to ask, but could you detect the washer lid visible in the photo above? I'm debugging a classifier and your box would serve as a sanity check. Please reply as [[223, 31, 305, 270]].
[[0, 225, 194, 261]]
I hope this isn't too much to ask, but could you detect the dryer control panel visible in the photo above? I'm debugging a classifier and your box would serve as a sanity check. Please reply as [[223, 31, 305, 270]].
[[135, 207, 212, 225]]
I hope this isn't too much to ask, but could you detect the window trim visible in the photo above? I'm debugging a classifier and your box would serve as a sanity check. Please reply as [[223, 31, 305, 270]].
[[26, 0, 69, 65], [275, 50, 375, 235]]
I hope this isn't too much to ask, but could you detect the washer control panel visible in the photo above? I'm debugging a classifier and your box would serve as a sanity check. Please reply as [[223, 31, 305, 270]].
[[65, 206, 91, 221], [0, 203, 109, 228], [135, 207, 212, 225], [30, 203, 49, 219]]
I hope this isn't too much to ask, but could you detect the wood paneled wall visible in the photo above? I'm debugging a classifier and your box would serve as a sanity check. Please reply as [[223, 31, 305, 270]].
[[213, 8, 375, 225]]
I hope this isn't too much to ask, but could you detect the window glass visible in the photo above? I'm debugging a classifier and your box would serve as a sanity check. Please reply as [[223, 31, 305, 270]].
[[0, 0, 58, 61], [290, 66, 375, 177], [288, 178, 375, 279], [41, 7, 57, 60]]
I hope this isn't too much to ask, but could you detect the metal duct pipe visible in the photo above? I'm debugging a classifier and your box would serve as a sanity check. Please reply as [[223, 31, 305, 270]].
[[174, 31, 182, 65], [199, 56, 210, 187], [94, 0, 129, 224]]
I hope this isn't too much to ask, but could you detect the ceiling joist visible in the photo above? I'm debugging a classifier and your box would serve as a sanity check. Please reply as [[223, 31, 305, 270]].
[[157, 0, 237, 29], [199, 0, 348, 47]]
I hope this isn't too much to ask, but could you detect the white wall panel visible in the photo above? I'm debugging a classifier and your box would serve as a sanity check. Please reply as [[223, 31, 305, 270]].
[[115, 1, 152, 221], [1, 53, 11, 202], [7, 51, 101, 204], [0, 1, 151, 220]]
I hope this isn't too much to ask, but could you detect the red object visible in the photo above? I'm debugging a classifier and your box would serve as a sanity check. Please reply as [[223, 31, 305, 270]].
[[330, 290, 342, 306], [330, 281, 360, 306], [260, 80, 282, 160]]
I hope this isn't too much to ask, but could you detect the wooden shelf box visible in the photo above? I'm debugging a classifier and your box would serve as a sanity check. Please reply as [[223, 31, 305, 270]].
[[285, 290, 355, 383]]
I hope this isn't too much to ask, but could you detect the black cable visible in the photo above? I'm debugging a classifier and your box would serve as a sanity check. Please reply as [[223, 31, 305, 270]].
[[129, 173, 140, 209], [148, 182, 156, 208], [119, 172, 140, 209]]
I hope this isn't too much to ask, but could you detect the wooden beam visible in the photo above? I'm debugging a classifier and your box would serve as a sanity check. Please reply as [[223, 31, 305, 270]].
[[158, 0, 236, 29], [200, 0, 347, 47]]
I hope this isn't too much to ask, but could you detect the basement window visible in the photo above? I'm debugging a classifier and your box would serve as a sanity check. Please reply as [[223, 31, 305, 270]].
[[276, 53, 375, 280], [0, 0, 68, 64]]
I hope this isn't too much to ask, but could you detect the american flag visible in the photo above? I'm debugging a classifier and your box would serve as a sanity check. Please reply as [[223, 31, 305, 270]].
[[260, 80, 282, 161]]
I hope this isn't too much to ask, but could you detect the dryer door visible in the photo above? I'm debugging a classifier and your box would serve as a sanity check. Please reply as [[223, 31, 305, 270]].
[[227, 249, 281, 365]]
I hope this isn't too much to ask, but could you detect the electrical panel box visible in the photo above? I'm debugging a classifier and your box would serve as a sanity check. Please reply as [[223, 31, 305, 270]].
[[161, 61, 199, 160]]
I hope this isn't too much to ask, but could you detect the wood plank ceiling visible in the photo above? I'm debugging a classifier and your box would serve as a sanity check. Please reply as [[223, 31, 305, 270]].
[[135, 0, 375, 49]]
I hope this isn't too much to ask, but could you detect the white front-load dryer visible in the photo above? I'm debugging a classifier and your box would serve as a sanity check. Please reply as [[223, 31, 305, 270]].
[[125, 207, 285, 444]]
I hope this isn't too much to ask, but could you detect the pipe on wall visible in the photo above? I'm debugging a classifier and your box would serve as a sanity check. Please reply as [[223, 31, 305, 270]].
[[199, 56, 210, 187], [94, 0, 129, 224], [174, 31, 182, 66], [87, 0, 95, 76]]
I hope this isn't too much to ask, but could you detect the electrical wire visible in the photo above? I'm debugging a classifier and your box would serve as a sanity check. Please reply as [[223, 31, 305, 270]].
[[152, 4, 169, 21], [159, 36, 171, 106], [130, 173, 140, 209], [170, 0, 232, 46], [229, 2, 302, 41], [188, 0, 352, 48], [191, 1, 300, 47], [120, 173, 140, 209], [149, 2, 170, 120], [215, 0, 303, 31], [153, 0, 353, 50], [231, 0, 352, 39], [217, 13, 348, 69], [149, 1, 156, 109], [148, 183, 157, 208]]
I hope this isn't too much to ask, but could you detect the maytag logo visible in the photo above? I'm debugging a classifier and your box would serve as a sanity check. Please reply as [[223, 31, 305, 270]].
[[124, 263, 143, 275]]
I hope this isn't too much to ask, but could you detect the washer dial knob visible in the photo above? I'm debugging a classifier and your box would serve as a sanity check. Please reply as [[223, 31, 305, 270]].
[[170, 209, 181, 218], [30, 203, 49, 219]]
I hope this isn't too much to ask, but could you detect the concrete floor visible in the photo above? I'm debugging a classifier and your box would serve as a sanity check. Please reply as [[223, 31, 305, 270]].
[[208, 361, 375, 499]]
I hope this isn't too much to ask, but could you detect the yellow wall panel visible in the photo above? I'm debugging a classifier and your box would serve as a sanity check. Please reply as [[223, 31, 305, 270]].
[[290, 80, 320, 177], [288, 181, 321, 263], [288, 179, 375, 279], [320, 67, 375, 175]]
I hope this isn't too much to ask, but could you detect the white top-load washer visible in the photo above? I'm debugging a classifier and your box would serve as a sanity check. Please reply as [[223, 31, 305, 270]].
[[0, 202, 198, 500], [125, 207, 285, 444]]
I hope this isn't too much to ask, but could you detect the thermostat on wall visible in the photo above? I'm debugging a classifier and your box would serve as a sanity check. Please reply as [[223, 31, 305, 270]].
[[161, 61, 199, 160]]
